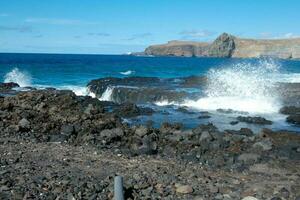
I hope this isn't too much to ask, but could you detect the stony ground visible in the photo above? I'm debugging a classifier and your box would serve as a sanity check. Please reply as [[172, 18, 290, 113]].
[[1, 140, 299, 200], [0, 83, 300, 200]]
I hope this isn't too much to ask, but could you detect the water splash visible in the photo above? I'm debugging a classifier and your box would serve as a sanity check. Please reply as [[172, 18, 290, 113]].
[[4, 68, 32, 87], [182, 59, 282, 113], [57, 85, 96, 97], [99, 86, 114, 101]]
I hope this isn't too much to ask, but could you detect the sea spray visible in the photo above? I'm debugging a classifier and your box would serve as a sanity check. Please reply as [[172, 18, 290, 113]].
[[182, 59, 282, 114], [4, 68, 32, 87], [99, 86, 114, 101]]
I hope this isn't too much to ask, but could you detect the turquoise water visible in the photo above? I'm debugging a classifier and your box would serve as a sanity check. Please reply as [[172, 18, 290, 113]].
[[1, 53, 300, 132], [0, 53, 300, 88]]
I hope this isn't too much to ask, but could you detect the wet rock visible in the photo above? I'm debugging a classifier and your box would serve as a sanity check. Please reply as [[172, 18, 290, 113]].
[[230, 121, 239, 125], [217, 109, 248, 115], [159, 122, 183, 134], [114, 103, 154, 118], [0, 82, 19, 92], [237, 116, 273, 125], [286, 114, 300, 125], [87, 77, 188, 104], [253, 139, 273, 151], [175, 185, 193, 194], [176, 107, 195, 114], [279, 106, 300, 115], [198, 115, 211, 119]]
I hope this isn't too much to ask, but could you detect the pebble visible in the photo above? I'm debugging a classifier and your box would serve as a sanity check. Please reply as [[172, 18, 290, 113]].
[[175, 185, 193, 194], [242, 197, 259, 200]]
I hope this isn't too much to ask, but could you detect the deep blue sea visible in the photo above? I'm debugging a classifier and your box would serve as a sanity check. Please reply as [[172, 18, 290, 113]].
[[1, 53, 300, 132]]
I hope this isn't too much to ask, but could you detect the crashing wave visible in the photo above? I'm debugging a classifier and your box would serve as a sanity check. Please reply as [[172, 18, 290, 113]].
[[99, 86, 114, 101], [4, 68, 32, 87], [181, 59, 281, 114]]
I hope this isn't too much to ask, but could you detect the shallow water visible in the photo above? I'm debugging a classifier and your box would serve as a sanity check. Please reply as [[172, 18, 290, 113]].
[[0, 53, 300, 132]]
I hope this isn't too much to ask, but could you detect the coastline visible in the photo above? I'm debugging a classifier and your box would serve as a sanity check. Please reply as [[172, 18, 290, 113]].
[[0, 83, 300, 199]]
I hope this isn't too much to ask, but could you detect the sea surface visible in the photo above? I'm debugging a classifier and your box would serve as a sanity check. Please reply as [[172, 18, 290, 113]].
[[1, 53, 300, 132]]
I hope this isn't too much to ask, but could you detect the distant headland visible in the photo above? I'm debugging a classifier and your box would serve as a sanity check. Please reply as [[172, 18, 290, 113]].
[[134, 33, 300, 59]]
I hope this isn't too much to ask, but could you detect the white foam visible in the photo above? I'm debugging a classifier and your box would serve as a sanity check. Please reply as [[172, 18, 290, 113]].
[[4, 68, 32, 87], [99, 86, 114, 101], [181, 59, 282, 114], [120, 70, 135, 75], [154, 100, 177, 106]]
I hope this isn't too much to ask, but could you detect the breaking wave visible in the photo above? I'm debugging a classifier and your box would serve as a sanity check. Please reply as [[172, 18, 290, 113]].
[[4, 68, 32, 87], [57, 85, 96, 97], [182, 59, 282, 114], [99, 86, 114, 101]]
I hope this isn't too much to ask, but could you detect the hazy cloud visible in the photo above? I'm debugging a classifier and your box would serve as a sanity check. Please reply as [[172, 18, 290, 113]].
[[0, 13, 10, 17], [0, 25, 33, 33], [34, 34, 43, 38], [283, 33, 299, 39], [88, 32, 110, 37], [25, 18, 100, 25], [179, 30, 215, 39], [259, 32, 300, 39], [125, 33, 152, 41]]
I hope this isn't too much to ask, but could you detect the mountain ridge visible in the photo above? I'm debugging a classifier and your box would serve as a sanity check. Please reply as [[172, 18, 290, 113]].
[[139, 33, 300, 59]]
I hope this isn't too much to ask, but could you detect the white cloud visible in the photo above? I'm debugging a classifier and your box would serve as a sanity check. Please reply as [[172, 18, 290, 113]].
[[25, 18, 100, 25], [0, 25, 32, 33], [125, 33, 153, 41], [180, 30, 215, 39]]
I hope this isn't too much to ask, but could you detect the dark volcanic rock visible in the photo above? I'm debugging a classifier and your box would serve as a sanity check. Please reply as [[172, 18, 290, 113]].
[[286, 114, 300, 125], [280, 106, 300, 115], [237, 116, 273, 125], [0, 82, 20, 91], [113, 103, 154, 118], [279, 106, 300, 125], [87, 77, 188, 104]]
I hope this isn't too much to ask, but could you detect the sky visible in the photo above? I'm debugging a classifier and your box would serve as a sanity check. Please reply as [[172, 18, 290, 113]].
[[0, 0, 300, 54]]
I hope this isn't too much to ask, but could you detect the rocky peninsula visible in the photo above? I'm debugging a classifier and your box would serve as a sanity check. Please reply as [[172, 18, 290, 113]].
[[0, 82, 300, 199], [141, 33, 300, 59]]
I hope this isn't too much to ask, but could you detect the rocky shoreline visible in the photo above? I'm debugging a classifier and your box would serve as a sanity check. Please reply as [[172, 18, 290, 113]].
[[0, 83, 300, 199]]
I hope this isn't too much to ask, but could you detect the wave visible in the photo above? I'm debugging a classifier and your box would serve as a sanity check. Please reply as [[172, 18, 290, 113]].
[[99, 86, 114, 101], [278, 73, 300, 83], [120, 70, 135, 75], [183, 59, 281, 113], [56, 85, 96, 97], [4, 68, 32, 87]]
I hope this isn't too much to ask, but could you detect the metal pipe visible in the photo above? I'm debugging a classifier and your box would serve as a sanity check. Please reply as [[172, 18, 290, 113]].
[[114, 176, 124, 200]]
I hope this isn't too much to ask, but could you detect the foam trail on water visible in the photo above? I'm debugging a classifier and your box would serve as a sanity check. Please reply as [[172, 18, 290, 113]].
[[182, 59, 282, 114], [4, 68, 32, 87], [99, 86, 114, 101], [120, 70, 135, 75]]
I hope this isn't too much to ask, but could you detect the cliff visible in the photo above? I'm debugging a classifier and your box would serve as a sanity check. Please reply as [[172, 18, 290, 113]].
[[143, 33, 300, 59]]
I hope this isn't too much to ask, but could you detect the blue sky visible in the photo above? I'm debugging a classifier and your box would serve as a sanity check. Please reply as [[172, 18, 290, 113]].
[[0, 0, 300, 54]]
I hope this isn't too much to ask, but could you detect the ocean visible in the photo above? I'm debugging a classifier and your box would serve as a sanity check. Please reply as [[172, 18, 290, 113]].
[[1, 53, 300, 132]]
